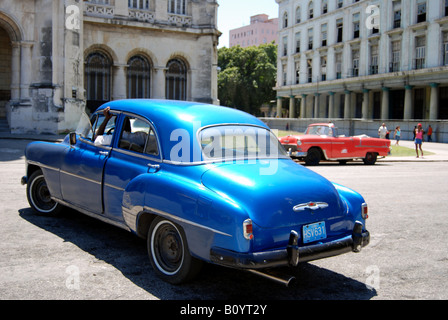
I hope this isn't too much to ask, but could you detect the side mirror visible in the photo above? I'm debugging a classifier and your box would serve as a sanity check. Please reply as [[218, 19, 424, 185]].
[[69, 132, 77, 145]]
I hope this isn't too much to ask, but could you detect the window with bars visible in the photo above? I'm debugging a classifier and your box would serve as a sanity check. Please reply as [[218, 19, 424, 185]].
[[352, 49, 360, 77], [370, 45, 379, 74], [295, 61, 300, 84], [295, 32, 301, 53], [337, 19, 343, 43], [85, 52, 111, 102], [336, 52, 342, 79], [321, 56, 327, 81], [166, 59, 187, 100], [168, 0, 187, 15], [415, 36, 426, 69], [307, 59, 313, 83], [321, 24, 327, 47], [353, 13, 360, 39], [127, 56, 151, 99], [443, 32, 448, 65], [128, 0, 150, 10], [308, 28, 313, 50], [417, 1, 426, 23], [390, 40, 401, 72]]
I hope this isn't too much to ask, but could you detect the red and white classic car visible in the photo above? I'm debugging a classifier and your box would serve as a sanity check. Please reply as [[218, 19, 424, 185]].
[[279, 123, 391, 165]]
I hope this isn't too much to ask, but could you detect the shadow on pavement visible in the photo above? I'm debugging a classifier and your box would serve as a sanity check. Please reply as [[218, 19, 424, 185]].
[[19, 206, 377, 300]]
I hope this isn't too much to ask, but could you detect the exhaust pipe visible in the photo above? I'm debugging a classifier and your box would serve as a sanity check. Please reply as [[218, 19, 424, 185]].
[[247, 269, 296, 287]]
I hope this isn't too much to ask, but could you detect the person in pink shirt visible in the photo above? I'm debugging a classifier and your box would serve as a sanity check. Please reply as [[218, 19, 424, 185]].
[[414, 123, 425, 158]]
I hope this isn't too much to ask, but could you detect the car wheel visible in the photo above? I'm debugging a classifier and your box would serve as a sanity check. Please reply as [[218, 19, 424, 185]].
[[305, 148, 321, 166], [363, 152, 377, 165], [27, 170, 62, 215], [148, 217, 202, 284]]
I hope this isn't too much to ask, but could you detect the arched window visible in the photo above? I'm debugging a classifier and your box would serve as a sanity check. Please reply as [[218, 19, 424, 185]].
[[165, 59, 187, 100], [283, 12, 288, 28], [296, 6, 301, 24], [127, 55, 151, 98], [308, 1, 314, 19], [85, 52, 111, 112]]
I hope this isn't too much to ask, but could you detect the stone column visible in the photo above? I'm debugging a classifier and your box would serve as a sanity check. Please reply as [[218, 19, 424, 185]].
[[429, 83, 439, 120], [300, 94, 307, 118], [381, 87, 389, 120], [276, 97, 282, 118], [344, 90, 351, 119], [289, 95, 295, 118], [328, 92, 335, 119], [10, 42, 21, 101], [112, 64, 127, 100], [362, 88, 370, 120], [314, 93, 320, 118], [153, 67, 166, 99], [20, 41, 33, 101], [403, 85, 414, 120]]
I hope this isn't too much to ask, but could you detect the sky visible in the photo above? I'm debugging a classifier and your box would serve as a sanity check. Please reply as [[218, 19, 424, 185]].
[[217, 0, 279, 48]]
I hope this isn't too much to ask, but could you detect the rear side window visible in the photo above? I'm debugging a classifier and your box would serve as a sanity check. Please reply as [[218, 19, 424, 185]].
[[118, 115, 159, 156]]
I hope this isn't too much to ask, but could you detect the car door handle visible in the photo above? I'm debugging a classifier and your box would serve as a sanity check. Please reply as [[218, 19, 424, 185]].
[[99, 151, 109, 156], [148, 164, 160, 170]]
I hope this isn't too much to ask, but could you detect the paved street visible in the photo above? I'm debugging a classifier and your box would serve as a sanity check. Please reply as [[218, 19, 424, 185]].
[[1, 137, 447, 300]]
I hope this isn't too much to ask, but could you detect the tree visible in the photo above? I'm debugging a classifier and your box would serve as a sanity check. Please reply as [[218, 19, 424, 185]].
[[218, 43, 277, 115]]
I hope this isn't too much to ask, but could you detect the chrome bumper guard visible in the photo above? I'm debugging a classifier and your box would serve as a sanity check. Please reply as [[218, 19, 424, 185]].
[[210, 222, 370, 269]]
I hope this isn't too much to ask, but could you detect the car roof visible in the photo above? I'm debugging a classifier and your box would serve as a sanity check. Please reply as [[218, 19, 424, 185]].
[[97, 99, 270, 162], [98, 99, 268, 131]]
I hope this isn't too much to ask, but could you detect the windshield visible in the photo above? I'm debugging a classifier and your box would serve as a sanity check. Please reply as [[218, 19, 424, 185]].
[[75, 112, 94, 139], [306, 125, 333, 136], [199, 125, 288, 161]]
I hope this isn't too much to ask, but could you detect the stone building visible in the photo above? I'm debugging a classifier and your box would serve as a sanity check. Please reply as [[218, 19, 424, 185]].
[[0, 0, 220, 134], [274, 0, 448, 124]]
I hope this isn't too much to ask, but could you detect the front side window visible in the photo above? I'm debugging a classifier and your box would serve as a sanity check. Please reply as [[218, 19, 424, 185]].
[[118, 115, 159, 156]]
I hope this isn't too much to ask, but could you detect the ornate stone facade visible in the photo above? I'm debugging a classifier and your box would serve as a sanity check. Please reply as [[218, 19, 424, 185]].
[[0, 0, 220, 134]]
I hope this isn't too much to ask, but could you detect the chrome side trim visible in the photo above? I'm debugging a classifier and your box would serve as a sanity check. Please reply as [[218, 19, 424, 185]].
[[53, 198, 130, 232], [144, 205, 232, 237]]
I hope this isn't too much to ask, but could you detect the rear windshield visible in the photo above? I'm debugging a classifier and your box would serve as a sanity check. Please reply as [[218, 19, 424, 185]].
[[199, 125, 288, 161]]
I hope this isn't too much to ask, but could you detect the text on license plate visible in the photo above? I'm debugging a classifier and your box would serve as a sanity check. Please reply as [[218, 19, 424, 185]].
[[303, 221, 327, 243]]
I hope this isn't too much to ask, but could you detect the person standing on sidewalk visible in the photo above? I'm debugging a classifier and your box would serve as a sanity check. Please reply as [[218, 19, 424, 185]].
[[378, 123, 388, 139], [427, 125, 433, 142], [415, 123, 425, 158]]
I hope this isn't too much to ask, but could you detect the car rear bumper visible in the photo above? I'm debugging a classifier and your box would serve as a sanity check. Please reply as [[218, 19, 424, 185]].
[[210, 222, 370, 269]]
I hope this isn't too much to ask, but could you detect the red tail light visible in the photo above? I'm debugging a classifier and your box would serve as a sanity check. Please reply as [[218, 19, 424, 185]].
[[362, 203, 368, 219], [243, 219, 253, 240]]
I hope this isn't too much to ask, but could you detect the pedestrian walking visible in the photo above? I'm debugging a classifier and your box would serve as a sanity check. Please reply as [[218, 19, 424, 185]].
[[427, 125, 433, 142], [394, 126, 401, 145], [415, 123, 425, 158]]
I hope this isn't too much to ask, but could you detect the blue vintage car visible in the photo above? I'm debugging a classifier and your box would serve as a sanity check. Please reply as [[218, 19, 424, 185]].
[[22, 99, 370, 286]]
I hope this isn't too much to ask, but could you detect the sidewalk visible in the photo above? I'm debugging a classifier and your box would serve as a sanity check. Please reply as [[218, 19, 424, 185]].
[[1, 132, 448, 162], [378, 139, 448, 162]]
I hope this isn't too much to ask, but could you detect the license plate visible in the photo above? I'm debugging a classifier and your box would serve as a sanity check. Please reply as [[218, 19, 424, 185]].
[[303, 222, 327, 244]]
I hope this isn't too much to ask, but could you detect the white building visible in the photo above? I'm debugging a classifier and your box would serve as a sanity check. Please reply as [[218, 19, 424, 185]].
[[0, 0, 220, 134], [274, 0, 448, 124]]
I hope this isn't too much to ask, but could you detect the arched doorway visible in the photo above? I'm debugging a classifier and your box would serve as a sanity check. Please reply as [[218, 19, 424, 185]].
[[0, 26, 12, 120]]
